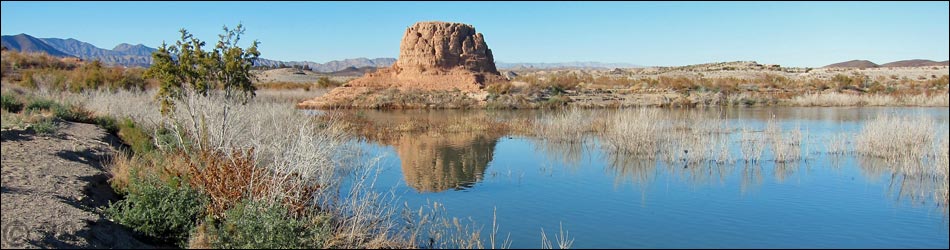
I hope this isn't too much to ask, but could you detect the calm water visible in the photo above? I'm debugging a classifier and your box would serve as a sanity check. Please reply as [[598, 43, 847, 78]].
[[345, 107, 949, 248]]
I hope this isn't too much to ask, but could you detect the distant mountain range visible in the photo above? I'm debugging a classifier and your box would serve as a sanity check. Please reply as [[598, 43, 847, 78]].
[[824, 59, 949, 68], [1, 33, 643, 71], [1, 33, 74, 58], [2, 34, 156, 67], [254, 57, 397, 73]]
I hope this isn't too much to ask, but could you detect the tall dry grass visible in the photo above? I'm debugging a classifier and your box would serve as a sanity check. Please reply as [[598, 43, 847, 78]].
[[826, 133, 850, 155], [539, 222, 574, 249], [790, 92, 949, 107], [600, 108, 663, 158], [765, 120, 804, 163], [937, 133, 949, 206], [739, 126, 766, 163], [533, 108, 597, 143], [856, 115, 936, 162]]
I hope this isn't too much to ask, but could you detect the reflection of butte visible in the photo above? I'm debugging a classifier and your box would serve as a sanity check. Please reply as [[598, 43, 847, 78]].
[[395, 132, 498, 193]]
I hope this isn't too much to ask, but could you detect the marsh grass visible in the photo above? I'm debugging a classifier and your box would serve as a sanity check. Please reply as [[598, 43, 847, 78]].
[[826, 133, 851, 155], [790, 92, 949, 107], [539, 222, 574, 249], [740, 126, 766, 164], [856, 115, 936, 162], [534, 108, 596, 143], [766, 119, 804, 163], [600, 108, 663, 158]]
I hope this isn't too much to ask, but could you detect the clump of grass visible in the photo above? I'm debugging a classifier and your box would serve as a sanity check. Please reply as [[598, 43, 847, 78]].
[[826, 133, 850, 155], [534, 108, 594, 143], [24, 98, 59, 113], [766, 120, 803, 163], [937, 133, 949, 206], [740, 126, 766, 163], [400, 201, 484, 249], [1, 93, 23, 113], [30, 117, 58, 135], [540, 222, 574, 249], [856, 115, 936, 162], [116, 118, 154, 156], [601, 108, 663, 158]]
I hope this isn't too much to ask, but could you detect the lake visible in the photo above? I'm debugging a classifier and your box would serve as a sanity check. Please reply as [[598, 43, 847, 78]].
[[336, 107, 949, 248]]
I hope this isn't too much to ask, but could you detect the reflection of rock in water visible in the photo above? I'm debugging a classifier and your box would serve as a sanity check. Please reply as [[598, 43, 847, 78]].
[[396, 132, 498, 192], [333, 110, 508, 193]]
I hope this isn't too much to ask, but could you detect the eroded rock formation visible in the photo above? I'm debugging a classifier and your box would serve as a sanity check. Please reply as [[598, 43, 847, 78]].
[[298, 21, 507, 109]]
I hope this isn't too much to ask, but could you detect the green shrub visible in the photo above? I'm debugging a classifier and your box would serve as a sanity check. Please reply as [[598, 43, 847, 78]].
[[1, 94, 23, 113], [30, 118, 58, 134], [205, 199, 331, 249], [117, 118, 154, 156], [25, 99, 59, 113], [53, 104, 97, 123], [541, 94, 571, 109], [94, 116, 119, 134], [106, 177, 206, 247]]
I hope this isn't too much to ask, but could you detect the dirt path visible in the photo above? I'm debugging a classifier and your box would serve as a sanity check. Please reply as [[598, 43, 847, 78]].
[[1, 122, 152, 249]]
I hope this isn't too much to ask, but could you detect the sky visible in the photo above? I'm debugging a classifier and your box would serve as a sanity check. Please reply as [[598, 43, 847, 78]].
[[2, 1, 948, 67]]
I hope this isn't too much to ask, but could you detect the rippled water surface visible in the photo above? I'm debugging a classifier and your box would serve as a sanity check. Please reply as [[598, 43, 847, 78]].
[[343, 107, 949, 248]]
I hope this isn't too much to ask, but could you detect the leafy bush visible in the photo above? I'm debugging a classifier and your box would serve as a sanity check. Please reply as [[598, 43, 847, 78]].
[[204, 200, 331, 249], [25, 99, 59, 113], [117, 118, 154, 156], [1, 93, 23, 113], [106, 177, 206, 247], [94, 116, 119, 134], [30, 118, 58, 134], [53, 104, 96, 123]]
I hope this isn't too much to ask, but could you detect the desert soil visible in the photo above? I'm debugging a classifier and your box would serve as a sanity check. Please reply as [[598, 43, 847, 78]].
[[1, 122, 152, 248]]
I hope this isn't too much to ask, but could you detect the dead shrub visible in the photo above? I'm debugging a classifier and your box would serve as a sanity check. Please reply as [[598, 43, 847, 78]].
[[187, 148, 320, 217]]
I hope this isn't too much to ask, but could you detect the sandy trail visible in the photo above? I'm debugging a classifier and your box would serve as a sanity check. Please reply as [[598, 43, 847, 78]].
[[1, 122, 152, 249]]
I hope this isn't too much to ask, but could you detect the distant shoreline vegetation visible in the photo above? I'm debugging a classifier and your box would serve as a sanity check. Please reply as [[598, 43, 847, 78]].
[[2, 48, 947, 110]]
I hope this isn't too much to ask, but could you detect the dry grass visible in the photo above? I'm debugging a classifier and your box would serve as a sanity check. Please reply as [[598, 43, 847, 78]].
[[539, 222, 574, 249], [533, 108, 596, 143], [826, 133, 850, 155], [938, 133, 949, 206], [399, 201, 484, 249], [600, 108, 663, 158], [766, 120, 803, 163], [739, 126, 766, 164], [856, 115, 937, 162], [790, 92, 949, 107]]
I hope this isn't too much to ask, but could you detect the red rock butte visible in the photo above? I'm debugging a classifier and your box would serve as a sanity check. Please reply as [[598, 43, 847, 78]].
[[298, 21, 507, 109]]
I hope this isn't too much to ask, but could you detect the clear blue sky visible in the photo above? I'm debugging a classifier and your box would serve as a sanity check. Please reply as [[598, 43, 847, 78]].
[[2, 1, 948, 67]]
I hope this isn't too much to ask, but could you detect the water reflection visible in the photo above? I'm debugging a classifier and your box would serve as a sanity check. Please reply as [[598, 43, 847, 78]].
[[531, 138, 587, 171], [333, 110, 504, 192], [395, 132, 497, 192], [330, 107, 948, 209], [858, 156, 948, 208]]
